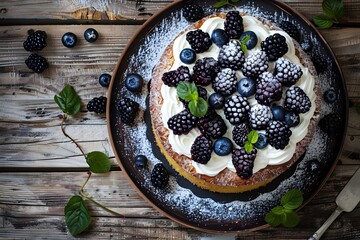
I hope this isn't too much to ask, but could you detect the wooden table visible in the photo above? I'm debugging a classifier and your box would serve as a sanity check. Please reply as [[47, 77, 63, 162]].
[[1, 0, 359, 239]]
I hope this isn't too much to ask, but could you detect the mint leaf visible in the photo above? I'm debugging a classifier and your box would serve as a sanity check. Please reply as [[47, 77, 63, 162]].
[[213, 0, 228, 8], [188, 97, 208, 117], [313, 14, 334, 29], [244, 141, 253, 153], [177, 82, 198, 101], [54, 84, 81, 116], [265, 211, 284, 227], [86, 151, 111, 173], [247, 130, 259, 144], [271, 206, 286, 215], [323, 0, 344, 20], [230, 0, 240, 2], [281, 189, 303, 210], [64, 195, 92, 236], [283, 211, 300, 228]]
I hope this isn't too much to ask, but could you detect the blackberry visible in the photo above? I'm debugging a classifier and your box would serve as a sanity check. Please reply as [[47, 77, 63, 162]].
[[190, 135, 213, 164], [182, 4, 204, 22], [25, 53, 49, 73], [186, 29, 212, 53], [151, 163, 169, 189], [232, 123, 250, 147], [116, 97, 139, 123], [255, 72, 282, 106], [232, 148, 257, 179], [242, 50, 269, 79], [279, 21, 300, 42], [284, 86, 311, 113], [218, 40, 245, 70], [212, 68, 237, 96], [167, 109, 197, 135], [197, 111, 227, 139], [319, 113, 342, 135], [224, 95, 250, 125], [266, 121, 292, 150], [311, 54, 329, 74], [249, 104, 272, 130], [162, 66, 191, 87], [224, 11, 244, 39], [261, 33, 288, 61], [87, 96, 107, 114], [193, 57, 220, 86], [274, 57, 303, 86], [23, 30, 47, 52]]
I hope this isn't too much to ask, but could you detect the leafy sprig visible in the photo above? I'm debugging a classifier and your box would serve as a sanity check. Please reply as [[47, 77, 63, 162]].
[[313, 0, 344, 29], [238, 35, 250, 53], [244, 130, 258, 153], [55, 84, 122, 236], [213, 0, 240, 9], [265, 189, 303, 228], [177, 81, 208, 117]]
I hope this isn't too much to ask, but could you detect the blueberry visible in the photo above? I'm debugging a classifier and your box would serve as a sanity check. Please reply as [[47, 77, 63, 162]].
[[254, 133, 268, 149], [307, 159, 321, 173], [237, 78, 256, 97], [211, 29, 230, 47], [271, 105, 285, 121], [284, 111, 300, 127], [214, 137, 233, 156], [239, 31, 258, 50], [61, 32, 77, 48], [84, 28, 99, 42], [323, 89, 337, 103], [208, 92, 225, 109], [125, 73, 143, 93], [135, 155, 147, 168], [180, 48, 196, 64], [99, 73, 111, 87]]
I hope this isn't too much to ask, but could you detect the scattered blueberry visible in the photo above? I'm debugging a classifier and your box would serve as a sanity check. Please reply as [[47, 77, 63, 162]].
[[61, 32, 77, 48], [240, 31, 258, 50], [214, 137, 233, 156], [99, 73, 111, 87], [284, 111, 300, 127], [254, 133, 268, 149], [324, 89, 337, 103], [271, 105, 285, 121], [180, 48, 196, 64], [211, 29, 230, 47], [237, 78, 256, 97], [125, 73, 143, 93], [208, 92, 225, 109], [307, 159, 321, 173], [135, 155, 148, 168], [84, 28, 99, 43]]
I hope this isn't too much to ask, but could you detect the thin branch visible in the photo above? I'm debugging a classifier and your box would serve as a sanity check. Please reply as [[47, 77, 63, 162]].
[[61, 115, 87, 158]]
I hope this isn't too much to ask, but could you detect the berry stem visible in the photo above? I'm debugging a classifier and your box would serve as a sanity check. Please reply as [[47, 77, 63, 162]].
[[61, 114, 86, 158]]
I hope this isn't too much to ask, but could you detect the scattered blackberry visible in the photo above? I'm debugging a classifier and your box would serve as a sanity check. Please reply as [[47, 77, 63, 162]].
[[224, 11, 244, 39], [116, 97, 139, 123], [311, 54, 328, 74], [218, 40, 245, 70], [197, 111, 227, 139], [232, 148, 257, 179], [167, 109, 197, 135], [249, 104, 272, 130], [266, 121, 292, 150], [182, 4, 204, 22], [232, 123, 250, 147], [25, 53, 49, 73], [186, 29, 212, 53], [261, 33, 288, 61], [212, 68, 238, 96], [151, 163, 169, 189], [242, 50, 269, 79], [190, 135, 213, 164], [279, 21, 300, 42], [319, 113, 342, 134], [193, 57, 220, 86], [284, 86, 311, 113], [224, 95, 250, 125], [162, 65, 191, 87], [23, 30, 47, 52], [87, 96, 107, 114], [255, 72, 282, 106], [274, 57, 303, 86]]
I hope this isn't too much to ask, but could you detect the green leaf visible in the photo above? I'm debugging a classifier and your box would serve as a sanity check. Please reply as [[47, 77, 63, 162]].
[[213, 0, 228, 9], [265, 211, 284, 227], [313, 15, 334, 29], [283, 211, 300, 228], [240, 35, 251, 43], [271, 206, 286, 215], [54, 84, 81, 116], [244, 141, 253, 153], [86, 151, 111, 173], [281, 189, 303, 210], [230, 0, 240, 2], [64, 195, 92, 236], [323, 0, 344, 20], [188, 97, 208, 118], [240, 43, 247, 54], [247, 130, 259, 144], [177, 82, 198, 101]]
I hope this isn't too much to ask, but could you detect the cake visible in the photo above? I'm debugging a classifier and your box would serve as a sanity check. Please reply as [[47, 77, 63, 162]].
[[149, 10, 321, 193]]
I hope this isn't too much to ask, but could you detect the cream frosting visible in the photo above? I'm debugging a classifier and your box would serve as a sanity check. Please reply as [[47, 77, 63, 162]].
[[160, 15, 316, 177]]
